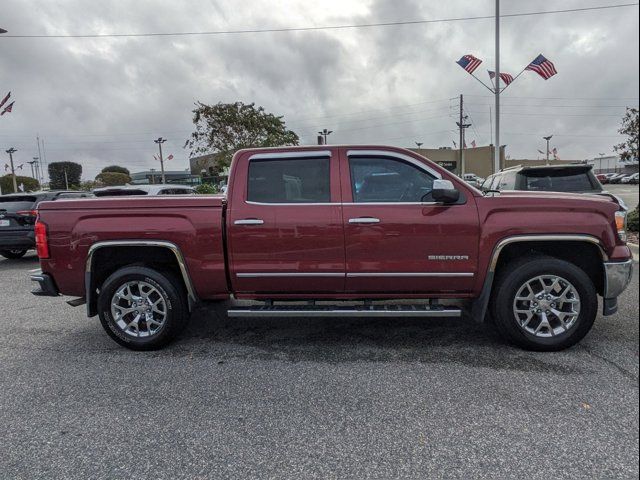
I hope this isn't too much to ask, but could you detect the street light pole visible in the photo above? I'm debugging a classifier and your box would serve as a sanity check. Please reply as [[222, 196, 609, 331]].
[[494, 0, 501, 174], [318, 129, 333, 145], [543, 135, 553, 165], [415, 142, 423, 148], [6, 148, 18, 193], [154, 137, 167, 184]]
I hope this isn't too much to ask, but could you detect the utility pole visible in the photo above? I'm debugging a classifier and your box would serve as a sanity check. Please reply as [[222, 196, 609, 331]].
[[36, 136, 44, 184], [318, 129, 333, 145], [494, 0, 501, 174], [456, 94, 471, 176], [154, 137, 167, 184], [6, 148, 18, 193], [543, 135, 553, 165], [27, 160, 37, 178], [33, 157, 41, 184], [64, 169, 69, 190]]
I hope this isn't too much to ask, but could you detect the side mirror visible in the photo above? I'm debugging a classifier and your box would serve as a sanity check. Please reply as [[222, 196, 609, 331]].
[[432, 179, 460, 203]]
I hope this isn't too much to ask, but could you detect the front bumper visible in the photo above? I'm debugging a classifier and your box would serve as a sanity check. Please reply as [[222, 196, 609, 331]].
[[30, 270, 60, 297], [602, 259, 634, 316]]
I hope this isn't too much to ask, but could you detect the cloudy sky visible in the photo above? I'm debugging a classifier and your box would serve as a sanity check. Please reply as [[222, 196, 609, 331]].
[[1, 0, 638, 180]]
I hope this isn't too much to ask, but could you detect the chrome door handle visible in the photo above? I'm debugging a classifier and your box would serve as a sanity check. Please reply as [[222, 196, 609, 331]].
[[234, 219, 264, 225], [349, 217, 380, 224]]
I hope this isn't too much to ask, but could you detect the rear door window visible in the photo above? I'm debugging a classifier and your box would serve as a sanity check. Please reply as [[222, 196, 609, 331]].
[[523, 171, 596, 192], [247, 157, 331, 203]]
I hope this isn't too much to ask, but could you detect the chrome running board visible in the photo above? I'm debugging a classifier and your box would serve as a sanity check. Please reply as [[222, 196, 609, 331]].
[[227, 304, 461, 318]]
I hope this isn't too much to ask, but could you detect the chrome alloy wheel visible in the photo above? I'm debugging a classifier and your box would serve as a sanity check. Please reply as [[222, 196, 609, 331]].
[[110, 281, 167, 338], [512, 275, 581, 338]]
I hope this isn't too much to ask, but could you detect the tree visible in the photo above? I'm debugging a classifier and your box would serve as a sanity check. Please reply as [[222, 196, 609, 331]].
[[614, 107, 639, 162], [0, 175, 40, 193], [95, 172, 131, 186], [185, 101, 299, 170], [49, 162, 82, 190], [101, 165, 130, 175]]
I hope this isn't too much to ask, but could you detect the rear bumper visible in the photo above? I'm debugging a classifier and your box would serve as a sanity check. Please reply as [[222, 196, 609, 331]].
[[30, 270, 60, 297], [602, 259, 633, 316], [0, 230, 35, 250]]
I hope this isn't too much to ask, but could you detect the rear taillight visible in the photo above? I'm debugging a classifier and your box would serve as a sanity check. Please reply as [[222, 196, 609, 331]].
[[35, 219, 50, 259], [16, 210, 38, 217]]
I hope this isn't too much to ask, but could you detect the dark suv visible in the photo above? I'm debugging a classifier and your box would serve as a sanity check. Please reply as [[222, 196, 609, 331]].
[[0, 191, 92, 259], [481, 164, 604, 194]]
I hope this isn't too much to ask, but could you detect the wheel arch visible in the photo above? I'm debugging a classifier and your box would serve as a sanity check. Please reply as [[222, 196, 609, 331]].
[[85, 241, 197, 317], [471, 235, 607, 321]]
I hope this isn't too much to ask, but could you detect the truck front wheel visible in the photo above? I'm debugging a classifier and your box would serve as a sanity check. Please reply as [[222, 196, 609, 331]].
[[491, 255, 597, 351], [97, 266, 189, 350]]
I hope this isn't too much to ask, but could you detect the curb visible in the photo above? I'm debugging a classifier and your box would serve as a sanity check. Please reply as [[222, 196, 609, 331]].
[[628, 242, 639, 262]]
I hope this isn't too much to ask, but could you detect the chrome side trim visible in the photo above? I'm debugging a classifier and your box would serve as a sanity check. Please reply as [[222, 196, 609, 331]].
[[237, 272, 344, 278], [228, 308, 462, 318], [85, 240, 198, 309], [603, 259, 633, 299], [346, 272, 474, 278], [489, 234, 608, 272], [245, 201, 340, 206], [249, 150, 331, 160], [346, 149, 442, 179], [234, 219, 264, 225]]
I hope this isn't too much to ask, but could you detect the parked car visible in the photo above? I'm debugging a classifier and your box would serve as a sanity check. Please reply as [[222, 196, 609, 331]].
[[608, 173, 628, 184], [462, 173, 484, 188], [0, 191, 92, 259], [92, 184, 195, 197], [597, 172, 619, 184], [31, 146, 632, 352], [481, 164, 603, 194], [621, 173, 639, 184]]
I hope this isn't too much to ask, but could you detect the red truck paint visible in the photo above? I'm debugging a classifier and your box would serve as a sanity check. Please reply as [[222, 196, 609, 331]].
[[36, 146, 632, 303]]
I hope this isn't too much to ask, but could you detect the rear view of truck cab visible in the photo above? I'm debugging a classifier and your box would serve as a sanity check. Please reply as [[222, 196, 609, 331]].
[[30, 145, 633, 352]]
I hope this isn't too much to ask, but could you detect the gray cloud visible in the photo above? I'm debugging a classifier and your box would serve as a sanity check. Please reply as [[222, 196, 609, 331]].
[[1, 0, 638, 181]]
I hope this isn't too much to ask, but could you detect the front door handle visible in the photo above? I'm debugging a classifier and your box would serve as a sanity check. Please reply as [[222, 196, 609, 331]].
[[234, 219, 264, 225], [348, 217, 380, 224]]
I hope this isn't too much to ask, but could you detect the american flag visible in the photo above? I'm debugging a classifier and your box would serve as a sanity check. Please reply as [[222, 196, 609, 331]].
[[456, 55, 482, 74], [488, 70, 515, 86], [471, 140, 477, 148], [0, 91, 10, 110], [526, 54, 557, 80], [0, 101, 14, 116]]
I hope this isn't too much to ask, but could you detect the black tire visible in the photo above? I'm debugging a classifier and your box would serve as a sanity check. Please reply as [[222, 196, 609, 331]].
[[490, 255, 597, 351], [97, 266, 189, 350], [0, 249, 28, 259]]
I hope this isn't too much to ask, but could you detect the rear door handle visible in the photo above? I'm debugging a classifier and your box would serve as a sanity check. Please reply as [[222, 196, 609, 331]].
[[348, 217, 380, 224], [234, 219, 264, 225]]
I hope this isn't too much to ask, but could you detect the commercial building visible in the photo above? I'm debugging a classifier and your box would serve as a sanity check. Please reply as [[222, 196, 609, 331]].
[[130, 169, 201, 185]]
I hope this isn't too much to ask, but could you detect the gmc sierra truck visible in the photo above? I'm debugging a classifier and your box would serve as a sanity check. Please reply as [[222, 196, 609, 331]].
[[30, 146, 633, 351]]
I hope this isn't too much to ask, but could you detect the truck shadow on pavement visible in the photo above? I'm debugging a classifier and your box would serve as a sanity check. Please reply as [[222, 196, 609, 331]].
[[168, 302, 583, 375]]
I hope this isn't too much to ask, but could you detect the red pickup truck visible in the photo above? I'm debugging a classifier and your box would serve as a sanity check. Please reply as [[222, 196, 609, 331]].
[[30, 146, 633, 351]]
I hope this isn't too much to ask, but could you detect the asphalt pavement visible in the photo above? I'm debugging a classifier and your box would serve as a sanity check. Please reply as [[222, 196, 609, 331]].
[[607, 183, 639, 210], [0, 253, 638, 479]]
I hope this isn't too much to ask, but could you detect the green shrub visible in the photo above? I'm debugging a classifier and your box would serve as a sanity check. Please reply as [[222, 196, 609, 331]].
[[95, 172, 131, 186], [0, 175, 40, 193], [194, 183, 219, 194], [628, 207, 639, 232], [101, 165, 130, 175]]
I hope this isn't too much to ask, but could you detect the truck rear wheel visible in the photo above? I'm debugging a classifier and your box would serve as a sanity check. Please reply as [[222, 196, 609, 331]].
[[97, 266, 189, 350], [491, 255, 597, 351]]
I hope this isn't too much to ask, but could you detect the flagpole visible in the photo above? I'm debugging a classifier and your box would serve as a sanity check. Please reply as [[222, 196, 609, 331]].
[[468, 72, 495, 93], [494, 0, 501, 174]]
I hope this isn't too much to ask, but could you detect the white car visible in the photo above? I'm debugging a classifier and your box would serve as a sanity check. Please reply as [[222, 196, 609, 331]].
[[621, 173, 639, 184], [92, 184, 195, 197]]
